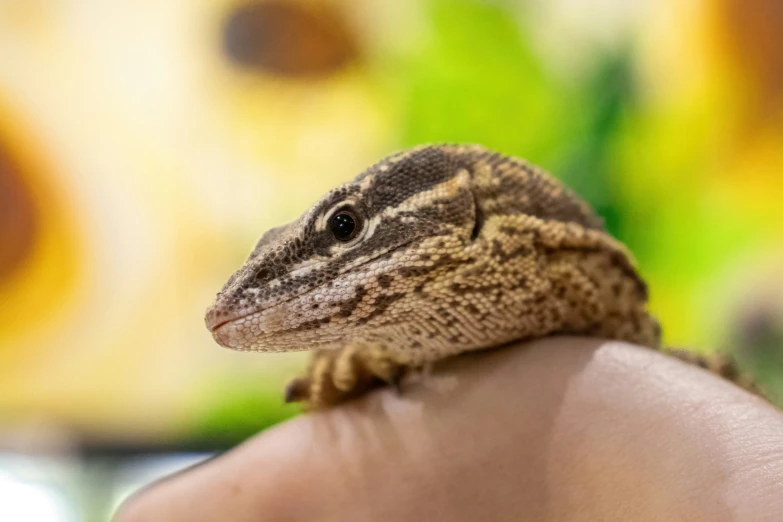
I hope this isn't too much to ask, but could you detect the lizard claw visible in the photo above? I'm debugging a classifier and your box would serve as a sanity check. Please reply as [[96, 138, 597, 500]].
[[284, 345, 406, 408], [389, 368, 405, 395], [284, 378, 311, 404]]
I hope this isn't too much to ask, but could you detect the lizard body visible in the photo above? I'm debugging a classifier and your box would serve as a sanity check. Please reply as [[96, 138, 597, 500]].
[[205, 144, 759, 406]]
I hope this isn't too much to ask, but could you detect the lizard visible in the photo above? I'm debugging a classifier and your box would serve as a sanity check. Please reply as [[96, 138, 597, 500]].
[[204, 144, 763, 407]]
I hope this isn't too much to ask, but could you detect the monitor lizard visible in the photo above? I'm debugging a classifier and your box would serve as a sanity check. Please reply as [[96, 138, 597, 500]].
[[205, 144, 762, 407]]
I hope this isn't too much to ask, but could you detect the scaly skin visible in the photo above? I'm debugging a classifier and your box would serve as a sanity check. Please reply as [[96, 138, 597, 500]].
[[205, 144, 760, 407]]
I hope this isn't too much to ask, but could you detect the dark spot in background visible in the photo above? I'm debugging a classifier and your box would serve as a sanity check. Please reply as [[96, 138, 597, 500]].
[[731, 300, 783, 405], [719, 0, 783, 117], [222, 1, 358, 78], [738, 306, 783, 358], [0, 139, 37, 283]]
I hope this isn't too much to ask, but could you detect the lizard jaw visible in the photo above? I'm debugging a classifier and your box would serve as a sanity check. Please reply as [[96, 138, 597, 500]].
[[207, 292, 320, 351], [209, 305, 327, 352], [206, 318, 231, 333], [209, 311, 256, 349], [204, 306, 253, 334], [204, 284, 309, 337]]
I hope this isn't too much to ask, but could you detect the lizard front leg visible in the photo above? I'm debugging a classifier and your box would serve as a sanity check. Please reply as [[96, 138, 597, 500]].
[[285, 344, 406, 408]]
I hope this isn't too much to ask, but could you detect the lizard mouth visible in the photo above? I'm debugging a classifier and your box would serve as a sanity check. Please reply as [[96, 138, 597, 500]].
[[205, 298, 293, 335], [207, 318, 231, 333]]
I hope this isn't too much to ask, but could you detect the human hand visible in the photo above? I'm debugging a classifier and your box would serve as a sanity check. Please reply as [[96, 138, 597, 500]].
[[116, 337, 783, 521]]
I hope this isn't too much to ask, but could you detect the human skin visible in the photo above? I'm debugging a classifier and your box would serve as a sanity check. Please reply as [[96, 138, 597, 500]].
[[115, 337, 783, 521]]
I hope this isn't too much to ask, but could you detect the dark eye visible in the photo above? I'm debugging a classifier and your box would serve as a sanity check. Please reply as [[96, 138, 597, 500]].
[[329, 210, 360, 242]]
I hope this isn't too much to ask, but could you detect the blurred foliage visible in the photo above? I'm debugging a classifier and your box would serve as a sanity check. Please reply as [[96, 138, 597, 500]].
[[399, 0, 635, 237], [189, 381, 299, 446]]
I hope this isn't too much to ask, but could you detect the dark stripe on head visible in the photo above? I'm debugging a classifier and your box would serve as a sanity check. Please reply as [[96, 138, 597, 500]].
[[357, 147, 458, 217]]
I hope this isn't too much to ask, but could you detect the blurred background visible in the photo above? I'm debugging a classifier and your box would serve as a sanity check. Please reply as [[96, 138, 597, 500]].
[[0, 0, 781, 519]]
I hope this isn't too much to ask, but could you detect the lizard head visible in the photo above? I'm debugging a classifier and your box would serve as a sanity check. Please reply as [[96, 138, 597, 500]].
[[204, 146, 479, 352]]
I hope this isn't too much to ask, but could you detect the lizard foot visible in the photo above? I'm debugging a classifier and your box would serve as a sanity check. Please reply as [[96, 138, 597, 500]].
[[284, 344, 405, 408]]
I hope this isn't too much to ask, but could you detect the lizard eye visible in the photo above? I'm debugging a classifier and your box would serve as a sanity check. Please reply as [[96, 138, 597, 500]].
[[329, 209, 361, 242]]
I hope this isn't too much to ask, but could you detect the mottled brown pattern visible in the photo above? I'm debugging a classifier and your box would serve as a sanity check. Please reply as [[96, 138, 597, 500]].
[[205, 144, 761, 406]]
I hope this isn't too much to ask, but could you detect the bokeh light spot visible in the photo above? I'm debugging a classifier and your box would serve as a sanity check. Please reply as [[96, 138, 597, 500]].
[[0, 139, 37, 283], [222, 1, 358, 78], [718, 0, 783, 111]]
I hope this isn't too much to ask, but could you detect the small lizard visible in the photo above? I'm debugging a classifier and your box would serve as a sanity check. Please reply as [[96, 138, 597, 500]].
[[205, 144, 761, 407]]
